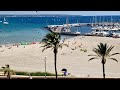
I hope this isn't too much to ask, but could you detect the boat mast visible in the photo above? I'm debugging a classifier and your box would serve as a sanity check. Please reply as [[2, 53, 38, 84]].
[[66, 16, 70, 32], [77, 19, 79, 32], [66, 17, 69, 26], [95, 16, 97, 25], [111, 16, 112, 24], [91, 16, 94, 26], [4, 17, 6, 21], [99, 16, 101, 25], [94, 16, 96, 26]]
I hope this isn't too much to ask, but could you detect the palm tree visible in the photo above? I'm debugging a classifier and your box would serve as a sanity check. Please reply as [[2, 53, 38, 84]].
[[1, 64, 15, 79], [41, 32, 68, 79], [88, 43, 120, 79]]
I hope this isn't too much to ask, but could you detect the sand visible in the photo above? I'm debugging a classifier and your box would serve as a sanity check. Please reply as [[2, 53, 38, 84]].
[[0, 36, 120, 78]]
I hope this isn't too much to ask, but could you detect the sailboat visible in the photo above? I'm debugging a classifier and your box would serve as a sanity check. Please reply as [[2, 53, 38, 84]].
[[74, 19, 80, 34], [61, 18, 80, 35], [3, 17, 9, 24]]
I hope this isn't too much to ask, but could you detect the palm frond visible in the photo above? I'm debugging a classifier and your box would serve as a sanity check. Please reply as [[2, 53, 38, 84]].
[[109, 58, 118, 62], [97, 43, 106, 56], [5, 64, 10, 68], [42, 46, 52, 52], [105, 45, 114, 56], [41, 32, 61, 52], [110, 53, 120, 57], [41, 42, 53, 47], [59, 43, 69, 49], [41, 44, 48, 48], [88, 54, 98, 56], [1, 66, 5, 69], [93, 48, 102, 58], [88, 42, 119, 72], [88, 57, 98, 61], [42, 38, 49, 42], [51, 47, 54, 51], [92, 43, 115, 58], [62, 44, 69, 47]]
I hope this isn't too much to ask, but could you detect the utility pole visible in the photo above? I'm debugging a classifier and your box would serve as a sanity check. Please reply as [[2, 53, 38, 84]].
[[45, 56, 47, 79]]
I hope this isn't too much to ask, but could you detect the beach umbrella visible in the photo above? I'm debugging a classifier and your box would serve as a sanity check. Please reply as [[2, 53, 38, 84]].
[[61, 68, 67, 71], [20, 42, 30, 45], [32, 42, 36, 44]]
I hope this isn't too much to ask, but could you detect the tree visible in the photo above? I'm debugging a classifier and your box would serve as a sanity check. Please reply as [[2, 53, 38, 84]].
[[88, 43, 120, 79], [41, 32, 68, 79], [1, 64, 15, 79]]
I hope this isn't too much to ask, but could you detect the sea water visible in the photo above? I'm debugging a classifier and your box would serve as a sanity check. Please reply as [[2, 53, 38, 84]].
[[0, 15, 120, 44]]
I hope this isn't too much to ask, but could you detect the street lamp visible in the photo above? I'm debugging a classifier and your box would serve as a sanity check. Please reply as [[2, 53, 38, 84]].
[[45, 56, 47, 79]]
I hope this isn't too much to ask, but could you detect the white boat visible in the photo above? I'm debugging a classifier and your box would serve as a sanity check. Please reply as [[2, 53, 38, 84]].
[[74, 20, 81, 34], [112, 32, 120, 38], [60, 26, 80, 35], [3, 17, 9, 24], [74, 31, 81, 34]]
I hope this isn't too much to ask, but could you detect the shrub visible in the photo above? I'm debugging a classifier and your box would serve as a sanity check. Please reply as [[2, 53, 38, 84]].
[[15, 71, 29, 76], [15, 71, 62, 76]]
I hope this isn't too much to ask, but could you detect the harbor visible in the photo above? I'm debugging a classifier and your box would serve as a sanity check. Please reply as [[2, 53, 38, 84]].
[[44, 22, 120, 37]]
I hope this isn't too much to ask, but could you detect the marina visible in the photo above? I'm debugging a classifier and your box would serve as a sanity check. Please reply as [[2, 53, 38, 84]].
[[45, 17, 81, 36], [44, 22, 120, 37], [46, 24, 81, 36]]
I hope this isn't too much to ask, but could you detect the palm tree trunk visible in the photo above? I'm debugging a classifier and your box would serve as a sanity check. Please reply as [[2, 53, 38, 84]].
[[102, 60, 105, 79], [54, 48, 57, 79]]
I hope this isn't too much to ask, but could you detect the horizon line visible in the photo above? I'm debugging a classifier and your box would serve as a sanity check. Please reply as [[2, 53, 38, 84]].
[[0, 14, 120, 16]]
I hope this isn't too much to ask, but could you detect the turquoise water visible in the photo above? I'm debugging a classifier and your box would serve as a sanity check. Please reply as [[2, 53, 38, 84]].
[[0, 23, 48, 44], [0, 22, 73, 44], [0, 15, 120, 44]]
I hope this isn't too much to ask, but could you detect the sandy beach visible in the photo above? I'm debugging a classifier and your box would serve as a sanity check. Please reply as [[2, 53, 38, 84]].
[[0, 36, 120, 78]]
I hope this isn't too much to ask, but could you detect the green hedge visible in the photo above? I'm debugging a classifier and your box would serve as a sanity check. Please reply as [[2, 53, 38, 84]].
[[30, 72, 55, 76], [15, 71, 62, 76], [15, 71, 28, 76]]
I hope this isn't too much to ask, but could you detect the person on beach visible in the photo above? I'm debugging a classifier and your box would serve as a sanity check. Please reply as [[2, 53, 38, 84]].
[[61, 68, 68, 76], [29, 73, 32, 79], [64, 70, 67, 76], [16, 44, 19, 48]]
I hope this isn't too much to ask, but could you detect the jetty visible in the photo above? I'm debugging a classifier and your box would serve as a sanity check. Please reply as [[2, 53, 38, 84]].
[[43, 21, 120, 37], [44, 22, 119, 28]]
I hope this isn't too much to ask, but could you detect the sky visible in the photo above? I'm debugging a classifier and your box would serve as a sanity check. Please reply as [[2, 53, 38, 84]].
[[0, 11, 120, 16]]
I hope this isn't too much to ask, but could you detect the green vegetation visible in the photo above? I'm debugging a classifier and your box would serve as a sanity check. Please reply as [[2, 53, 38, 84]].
[[0, 69, 5, 72], [80, 48, 87, 52], [15, 71, 28, 76], [15, 71, 62, 76], [88, 43, 120, 79], [30, 72, 56, 76], [0, 65, 62, 76], [41, 32, 68, 79], [1, 64, 15, 79]]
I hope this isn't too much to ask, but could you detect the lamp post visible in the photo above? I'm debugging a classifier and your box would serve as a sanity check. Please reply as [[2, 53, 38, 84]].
[[45, 56, 47, 79]]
